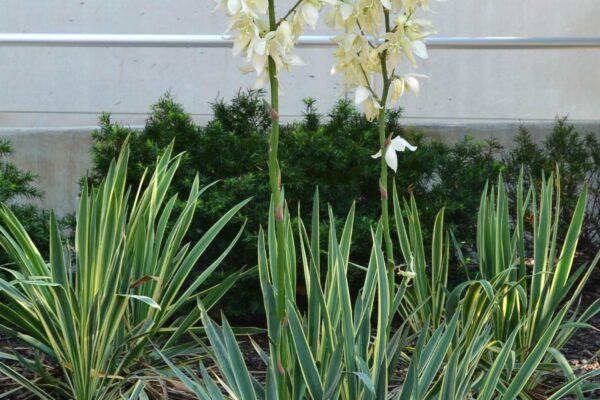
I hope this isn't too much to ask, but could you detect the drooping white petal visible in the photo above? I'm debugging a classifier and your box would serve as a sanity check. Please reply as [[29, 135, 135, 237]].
[[254, 69, 270, 88], [339, 3, 354, 20], [252, 53, 267, 75], [254, 0, 269, 14], [253, 38, 267, 55], [238, 65, 254, 74], [363, 97, 380, 121], [340, 33, 357, 50], [384, 146, 398, 172], [404, 75, 420, 95], [272, 53, 283, 69], [354, 86, 370, 105], [411, 40, 428, 59], [380, 0, 392, 10], [227, 0, 242, 14], [391, 136, 417, 152], [390, 78, 405, 102], [371, 149, 382, 159], [278, 20, 292, 38], [232, 34, 251, 56], [301, 2, 319, 30]]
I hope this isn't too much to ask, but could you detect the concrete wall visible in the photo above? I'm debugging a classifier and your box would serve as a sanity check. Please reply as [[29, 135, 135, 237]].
[[0, 0, 599, 214], [0, 128, 93, 215]]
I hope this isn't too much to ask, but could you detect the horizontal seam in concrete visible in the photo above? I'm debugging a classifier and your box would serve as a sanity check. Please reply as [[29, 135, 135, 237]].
[[2, 120, 600, 132], [2, 111, 600, 124], [0, 126, 144, 134]]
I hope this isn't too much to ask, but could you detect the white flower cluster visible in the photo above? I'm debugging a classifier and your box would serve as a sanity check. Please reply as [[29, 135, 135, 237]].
[[327, 0, 438, 120], [217, 0, 326, 88], [217, 0, 438, 120]]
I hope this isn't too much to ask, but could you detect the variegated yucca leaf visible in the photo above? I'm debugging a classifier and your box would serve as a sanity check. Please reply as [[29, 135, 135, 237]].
[[0, 142, 249, 399], [169, 190, 491, 399]]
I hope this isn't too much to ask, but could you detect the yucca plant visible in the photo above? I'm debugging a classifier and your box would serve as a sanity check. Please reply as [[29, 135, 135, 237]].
[[394, 170, 600, 399], [0, 143, 251, 399], [393, 183, 449, 335], [157, 170, 600, 399], [472, 171, 600, 399], [162, 192, 501, 399]]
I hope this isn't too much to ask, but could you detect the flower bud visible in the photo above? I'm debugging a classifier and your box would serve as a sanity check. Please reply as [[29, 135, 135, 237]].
[[277, 359, 285, 375], [390, 78, 405, 103]]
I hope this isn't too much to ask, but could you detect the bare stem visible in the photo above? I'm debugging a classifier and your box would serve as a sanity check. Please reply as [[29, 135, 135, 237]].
[[278, 0, 303, 25], [267, 0, 287, 323], [379, 9, 396, 300]]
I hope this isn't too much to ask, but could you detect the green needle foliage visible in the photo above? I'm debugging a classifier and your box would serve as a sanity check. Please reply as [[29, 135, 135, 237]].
[[0, 139, 50, 271], [87, 92, 508, 319], [0, 143, 250, 399]]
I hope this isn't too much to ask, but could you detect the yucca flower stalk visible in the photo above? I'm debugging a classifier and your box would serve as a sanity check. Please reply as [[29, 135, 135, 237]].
[[217, 0, 329, 319], [217, 0, 330, 396], [326, 0, 434, 297]]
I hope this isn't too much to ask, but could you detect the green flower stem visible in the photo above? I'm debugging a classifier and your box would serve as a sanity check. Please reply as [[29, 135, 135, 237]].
[[279, 0, 303, 25], [378, 90, 395, 300], [268, 0, 289, 396], [267, 0, 287, 322], [378, 15, 395, 300]]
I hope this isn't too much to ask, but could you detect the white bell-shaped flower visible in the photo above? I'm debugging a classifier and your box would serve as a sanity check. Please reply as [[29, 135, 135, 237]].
[[354, 86, 381, 121], [301, 1, 320, 29], [371, 135, 417, 172]]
